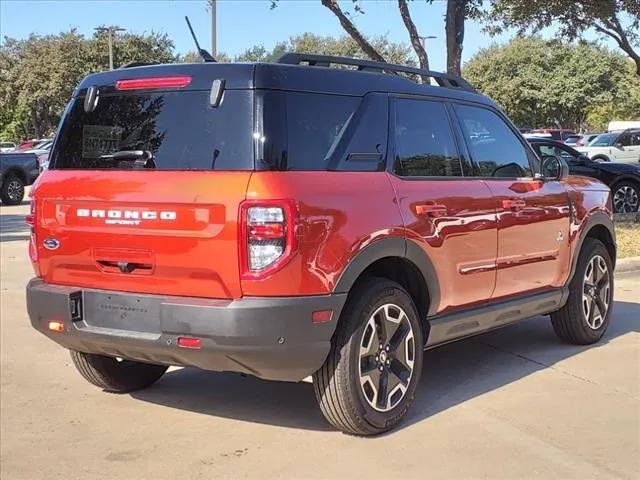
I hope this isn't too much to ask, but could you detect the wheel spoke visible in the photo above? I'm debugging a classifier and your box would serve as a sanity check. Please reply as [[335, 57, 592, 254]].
[[360, 355, 378, 374], [376, 370, 389, 410], [388, 322, 409, 351], [389, 358, 411, 387]]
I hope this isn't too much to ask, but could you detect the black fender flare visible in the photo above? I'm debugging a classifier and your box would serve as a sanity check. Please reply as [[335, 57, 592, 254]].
[[568, 210, 616, 284], [333, 237, 441, 317]]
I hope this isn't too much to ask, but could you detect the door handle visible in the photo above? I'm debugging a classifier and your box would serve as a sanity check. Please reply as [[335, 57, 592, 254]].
[[502, 199, 526, 211], [415, 203, 448, 217]]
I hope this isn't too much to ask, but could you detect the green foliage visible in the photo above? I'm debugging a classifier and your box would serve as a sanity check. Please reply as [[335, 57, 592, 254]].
[[0, 30, 175, 141], [463, 37, 638, 130], [232, 33, 415, 66], [481, 0, 640, 74]]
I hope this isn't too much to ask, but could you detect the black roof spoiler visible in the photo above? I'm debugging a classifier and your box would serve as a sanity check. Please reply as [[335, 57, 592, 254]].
[[276, 52, 477, 93]]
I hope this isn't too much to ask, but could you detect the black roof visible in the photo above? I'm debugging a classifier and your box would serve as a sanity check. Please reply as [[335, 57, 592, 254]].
[[76, 54, 494, 107]]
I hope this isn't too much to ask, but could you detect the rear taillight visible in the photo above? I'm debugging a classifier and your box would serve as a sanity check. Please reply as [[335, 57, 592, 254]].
[[27, 199, 40, 275], [239, 200, 298, 280]]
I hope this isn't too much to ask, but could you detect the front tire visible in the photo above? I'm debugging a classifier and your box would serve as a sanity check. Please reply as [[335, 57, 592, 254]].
[[0, 174, 25, 205], [70, 350, 168, 393], [551, 239, 613, 345], [313, 278, 424, 435]]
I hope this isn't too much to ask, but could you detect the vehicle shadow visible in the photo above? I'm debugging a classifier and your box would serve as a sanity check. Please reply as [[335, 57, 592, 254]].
[[132, 300, 639, 433], [0, 213, 30, 243]]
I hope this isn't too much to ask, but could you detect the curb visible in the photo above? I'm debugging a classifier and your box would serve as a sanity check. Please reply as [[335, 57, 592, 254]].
[[615, 256, 640, 274]]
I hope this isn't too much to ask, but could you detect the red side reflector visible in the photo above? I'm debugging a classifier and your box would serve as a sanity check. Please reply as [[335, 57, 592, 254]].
[[312, 310, 333, 324], [48, 321, 64, 332], [178, 337, 201, 349], [115, 76, 192, 91]]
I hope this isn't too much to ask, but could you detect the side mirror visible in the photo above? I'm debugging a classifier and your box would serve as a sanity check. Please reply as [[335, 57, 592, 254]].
[[539, 155, 569, 181], [572, 154, 590, 165], [615, 142, 624, 149]]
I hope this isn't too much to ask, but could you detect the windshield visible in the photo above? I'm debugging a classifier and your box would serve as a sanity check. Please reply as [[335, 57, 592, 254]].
[[589, 133, 616, 147], [51, 90, 253, 170]]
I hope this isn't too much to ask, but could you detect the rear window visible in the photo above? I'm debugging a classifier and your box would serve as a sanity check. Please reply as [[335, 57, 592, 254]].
[[51, 90, 253, 170]]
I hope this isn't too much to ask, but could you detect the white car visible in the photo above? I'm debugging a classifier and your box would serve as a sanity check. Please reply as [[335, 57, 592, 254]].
[[576, 129, 640, 164], [0, 142, 16, 153]]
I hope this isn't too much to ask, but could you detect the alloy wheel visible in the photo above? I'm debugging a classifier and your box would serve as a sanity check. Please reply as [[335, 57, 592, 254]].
[[358, 303, 415, 412], [582, 255, 610, 330], [613, 185, 639, 213], [6, 180, 24, 202]]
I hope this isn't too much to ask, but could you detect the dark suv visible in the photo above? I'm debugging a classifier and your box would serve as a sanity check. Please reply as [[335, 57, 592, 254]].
[[27, 54, 616, 435]]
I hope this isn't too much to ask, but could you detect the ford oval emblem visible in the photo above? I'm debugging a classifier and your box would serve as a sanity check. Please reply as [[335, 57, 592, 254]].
[[43, 237, 60, 250]]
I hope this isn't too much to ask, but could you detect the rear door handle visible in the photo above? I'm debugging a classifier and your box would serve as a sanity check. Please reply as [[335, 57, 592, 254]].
[[416, 203, 448, 217], [502, 199, 526, 211]]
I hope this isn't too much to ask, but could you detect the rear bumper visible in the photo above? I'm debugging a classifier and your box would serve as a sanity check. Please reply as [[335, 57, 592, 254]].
[[26, 279, 346, 382]]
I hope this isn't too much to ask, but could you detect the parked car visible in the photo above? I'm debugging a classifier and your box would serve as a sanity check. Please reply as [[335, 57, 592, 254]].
[[564, 133, 599, 147], [16, 138, 51, 151], [0, 142, 16, 153], [27, 54, 616, 435], [576, 129, 640, 163], [0, 152, 39, 205], [529, 137, 640, 213], [529, 128, 576, 141], [24, 140, 53, 172]]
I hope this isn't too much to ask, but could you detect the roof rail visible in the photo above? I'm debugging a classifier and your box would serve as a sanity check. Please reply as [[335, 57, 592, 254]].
[[276, 52, 477, 93]]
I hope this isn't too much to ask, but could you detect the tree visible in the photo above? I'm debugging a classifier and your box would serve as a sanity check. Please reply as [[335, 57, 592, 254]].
[[463, 37, 635, 130], [481, 0, 640, 75], [0, 30, 177, 140], [272, 0, 477, 75]]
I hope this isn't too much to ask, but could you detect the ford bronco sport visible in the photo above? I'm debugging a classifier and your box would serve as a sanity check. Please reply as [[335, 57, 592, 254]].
[[27, 54, 616, 435]]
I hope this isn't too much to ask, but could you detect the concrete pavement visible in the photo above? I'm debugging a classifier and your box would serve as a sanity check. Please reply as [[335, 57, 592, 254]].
[[1, 199, 638, 479]]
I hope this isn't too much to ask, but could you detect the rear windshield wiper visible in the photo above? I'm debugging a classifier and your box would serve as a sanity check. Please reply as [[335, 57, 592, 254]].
[[99, 150, 156, 168]]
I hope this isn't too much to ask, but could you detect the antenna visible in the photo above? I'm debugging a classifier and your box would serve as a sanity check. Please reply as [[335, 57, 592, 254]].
[[185, 16, 216, 63]]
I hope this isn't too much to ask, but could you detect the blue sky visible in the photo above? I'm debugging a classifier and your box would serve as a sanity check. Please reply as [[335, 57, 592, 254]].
[[0, 0, 615, 72]]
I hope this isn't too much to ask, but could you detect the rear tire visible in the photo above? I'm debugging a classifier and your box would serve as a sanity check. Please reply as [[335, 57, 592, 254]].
[[612, 180, 639, 213], [313, 278, 424, 435], [551, 239, 613, 345], [0, 174, 25, 205], [70, 350, 168, 393]]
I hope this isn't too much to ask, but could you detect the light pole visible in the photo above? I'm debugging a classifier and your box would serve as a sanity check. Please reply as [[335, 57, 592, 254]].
[[210, 0, 217, 57], [95, 26, 125, 70], [419, 35, 437, 51]]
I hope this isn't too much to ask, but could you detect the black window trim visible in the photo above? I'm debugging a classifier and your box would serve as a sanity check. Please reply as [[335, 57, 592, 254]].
[[448, 99, 540, 180], [386, 94, 470, 181]]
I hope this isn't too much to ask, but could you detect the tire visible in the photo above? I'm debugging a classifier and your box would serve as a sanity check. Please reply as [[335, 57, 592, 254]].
[[70, 350, 168, 393], [592, 155, 610, 163], [611, 180, 639, 213], [313, 277, 424, 435], [0, 174, 25, 205], [551, 238, 614, 345]]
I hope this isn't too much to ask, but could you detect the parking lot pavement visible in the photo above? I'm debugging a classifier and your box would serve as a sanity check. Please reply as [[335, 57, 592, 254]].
[[1, 200, 639, 480]]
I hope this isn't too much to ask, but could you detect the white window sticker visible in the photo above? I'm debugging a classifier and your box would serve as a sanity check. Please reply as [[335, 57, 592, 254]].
[[82, 125, 122, 158]]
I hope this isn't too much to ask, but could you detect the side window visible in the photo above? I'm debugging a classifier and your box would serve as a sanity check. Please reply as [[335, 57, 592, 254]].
[[539, 144, 575, 163], [394, 99, 462, 177], [618, 134, 632, 147], [454, 104, 533, 178]]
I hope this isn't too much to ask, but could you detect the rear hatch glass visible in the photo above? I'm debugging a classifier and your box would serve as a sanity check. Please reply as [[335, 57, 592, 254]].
[[51, 89, 253, 170]]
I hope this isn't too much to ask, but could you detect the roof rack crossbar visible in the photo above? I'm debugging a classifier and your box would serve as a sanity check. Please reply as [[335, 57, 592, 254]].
[[276, 53, 476, 93]]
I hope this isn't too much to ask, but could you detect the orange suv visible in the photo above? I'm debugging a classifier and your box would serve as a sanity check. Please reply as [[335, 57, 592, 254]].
[[27, 54, 616, 435]]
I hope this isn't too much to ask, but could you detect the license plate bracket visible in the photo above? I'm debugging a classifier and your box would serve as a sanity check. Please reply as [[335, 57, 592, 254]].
[[82, 291, 161, 333]]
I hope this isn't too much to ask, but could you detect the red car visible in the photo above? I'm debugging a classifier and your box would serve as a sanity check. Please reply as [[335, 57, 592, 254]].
[[27, 54, 616, 435]]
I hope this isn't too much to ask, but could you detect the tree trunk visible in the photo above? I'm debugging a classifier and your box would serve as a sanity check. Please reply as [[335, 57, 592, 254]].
[[397, 0, 430, 74], [320, 0, 386, 63], [445, 0, 465, 76]]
